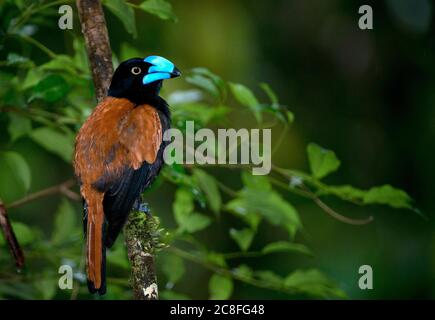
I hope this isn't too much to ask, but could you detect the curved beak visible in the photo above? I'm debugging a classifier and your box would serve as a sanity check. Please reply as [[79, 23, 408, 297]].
[[142, 56, 181, 84], [170, 66, 181, 78]]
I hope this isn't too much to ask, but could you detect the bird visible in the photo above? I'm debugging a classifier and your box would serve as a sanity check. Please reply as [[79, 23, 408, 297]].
[[73, 56, 181, 295]]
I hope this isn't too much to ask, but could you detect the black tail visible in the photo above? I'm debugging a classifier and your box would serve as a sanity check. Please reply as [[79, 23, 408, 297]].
[[103, 164, 151, 248]]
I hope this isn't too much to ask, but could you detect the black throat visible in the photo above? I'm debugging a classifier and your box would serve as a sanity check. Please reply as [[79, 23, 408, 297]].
[[108, 80, 170, 118]]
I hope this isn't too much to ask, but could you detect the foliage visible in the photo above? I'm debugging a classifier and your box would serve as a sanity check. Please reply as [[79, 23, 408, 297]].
[[0, 0, 418, 300]]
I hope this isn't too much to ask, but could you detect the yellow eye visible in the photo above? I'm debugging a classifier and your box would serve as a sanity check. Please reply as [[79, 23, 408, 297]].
[[131, 67, 141, 75]]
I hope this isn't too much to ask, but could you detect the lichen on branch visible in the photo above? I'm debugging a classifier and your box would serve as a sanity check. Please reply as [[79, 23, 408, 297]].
[[124, 210, 162, 300]]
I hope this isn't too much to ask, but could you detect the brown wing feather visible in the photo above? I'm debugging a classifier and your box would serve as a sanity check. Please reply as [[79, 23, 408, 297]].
[[119, 104, 162, 169], [74, 97, 134, 185], [74, 98, 162, 185]]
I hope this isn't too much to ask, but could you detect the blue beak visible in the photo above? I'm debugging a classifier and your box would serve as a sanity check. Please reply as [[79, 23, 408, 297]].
[[143, 55, 181, 85]]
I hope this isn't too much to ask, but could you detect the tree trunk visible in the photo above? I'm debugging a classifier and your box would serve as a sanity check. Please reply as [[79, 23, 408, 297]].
[[76, 0, 113, 102]]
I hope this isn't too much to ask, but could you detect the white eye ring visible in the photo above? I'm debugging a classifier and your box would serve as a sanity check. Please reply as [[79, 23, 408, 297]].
[[131, 67, 141, 75]]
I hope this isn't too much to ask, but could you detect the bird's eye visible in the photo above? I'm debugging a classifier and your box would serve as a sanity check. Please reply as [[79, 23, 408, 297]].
[[131, 67, 141, 75]]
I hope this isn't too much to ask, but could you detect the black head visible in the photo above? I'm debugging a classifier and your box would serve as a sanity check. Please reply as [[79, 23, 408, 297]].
[[108, 56, 181, 105]]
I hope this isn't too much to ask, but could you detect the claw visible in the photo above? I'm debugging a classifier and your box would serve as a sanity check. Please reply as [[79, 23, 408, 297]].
[[138, 203, 150, 215], [133, 198, 141, 211]]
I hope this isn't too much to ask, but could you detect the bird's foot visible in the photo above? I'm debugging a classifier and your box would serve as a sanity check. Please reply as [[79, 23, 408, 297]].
[[133, 198, 151, 215], [138, 203, 150, 215]]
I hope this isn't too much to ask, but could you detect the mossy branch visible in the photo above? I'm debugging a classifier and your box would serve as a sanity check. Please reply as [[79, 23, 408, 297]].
[[124, 210, 160, 300]]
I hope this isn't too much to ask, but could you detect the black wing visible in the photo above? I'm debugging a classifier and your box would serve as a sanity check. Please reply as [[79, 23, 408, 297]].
[[103, 162, 158, 248]]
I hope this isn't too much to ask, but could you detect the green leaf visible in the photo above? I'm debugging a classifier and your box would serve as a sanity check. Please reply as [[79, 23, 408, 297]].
[[190, 68, 227, 99], [286, 111, 295, 124], [318, 184, 366, 202], [225, 189, 301, 237], [241, 171, 271, 191], [229, 228, 255, 251], [233, 264, 254, 279], [0, 221, 36, 246], [259, 82, 293, 124], [193, 169, 221, 215], [229, 83, 259, 108], [104, 0, 137, 37], [209, 274, 233, 300], [259, 82, 278, 105], [224, 197, 262, 230], [161, 254, 185, 285], [186, 75, 220, 98], [173, 188, 194, 220], [39, 55, 77, 76], [284, 269, 347, 299], [0, 151, 31, 203], [205, 252, 227, 268], [307, 143, 341, 179], [139, 0, 177, 21], [164, 165, 198, 190], [318, 184, 414, 210], [363, 185, 413, 209], [254, 270, 283, 285], [30, 74, 69, 102], [173, 188, 211, 233], [51, 198, 77, 244], [182, 213, 212, 233], [229, 82, 261, 122], [30, 127, 74, 163], [8, 114, 31, 142], [11, 222, 35, 245], [262, 241, 312, 256], [22, 68, 46, 90]]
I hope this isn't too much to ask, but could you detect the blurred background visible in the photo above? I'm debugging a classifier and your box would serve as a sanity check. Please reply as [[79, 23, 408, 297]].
[[0, 0, 434, 299]]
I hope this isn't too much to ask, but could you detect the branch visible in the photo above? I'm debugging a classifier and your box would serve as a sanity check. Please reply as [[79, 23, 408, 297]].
[[7, 179, 79, 209], [308, 189, 373, 225], [272, 165, 373, 225], [76, 0, 113, 102], [124, 210, 159, 300], [76, 0, 158, 299], [0, 200, 24, 268], [1, 179, 79, 268]]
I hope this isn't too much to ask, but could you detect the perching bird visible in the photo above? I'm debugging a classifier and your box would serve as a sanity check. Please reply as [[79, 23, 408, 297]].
[[73, 56, 180, 295]]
